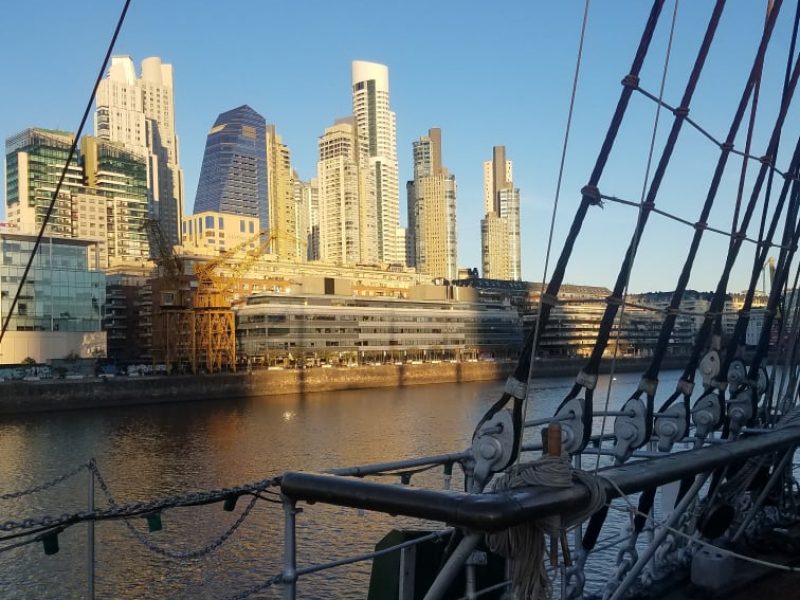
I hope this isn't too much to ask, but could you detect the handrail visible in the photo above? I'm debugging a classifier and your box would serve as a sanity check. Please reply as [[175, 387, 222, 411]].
[[281, 423, 800, 531]]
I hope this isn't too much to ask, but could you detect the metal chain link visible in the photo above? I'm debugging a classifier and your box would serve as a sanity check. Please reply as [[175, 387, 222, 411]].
[[223, 574, 284, 600], [90, 463, 268, 560], [0, 463, 279, 534], [0, 462, 89, 500]]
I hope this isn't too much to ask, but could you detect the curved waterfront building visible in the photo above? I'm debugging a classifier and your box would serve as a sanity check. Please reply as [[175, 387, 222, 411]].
[[193, 105, 268, 230]]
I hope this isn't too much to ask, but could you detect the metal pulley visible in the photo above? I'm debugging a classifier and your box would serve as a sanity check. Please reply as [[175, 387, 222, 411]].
[[654, 402, 687, 452], [727, 386, 755, 436], [727, 358, 747, 390], [470, 409, 514, 491], [612, 398, 648, 462], [692, 392, 722, 440], [553, 398, 587, 455], [699, 350, 721, 387]]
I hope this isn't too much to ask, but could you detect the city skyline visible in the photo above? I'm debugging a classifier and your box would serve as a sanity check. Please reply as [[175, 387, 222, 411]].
[[2, 1, 798, 292]]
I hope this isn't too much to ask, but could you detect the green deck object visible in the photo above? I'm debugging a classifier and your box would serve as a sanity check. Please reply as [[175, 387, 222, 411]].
[[146, 512, 162, 532], [41, 531, 59, 555], [223, 493, 239, 512]]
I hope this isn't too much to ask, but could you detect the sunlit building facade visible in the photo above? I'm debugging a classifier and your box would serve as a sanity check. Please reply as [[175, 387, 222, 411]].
[[481, 146, 521, 280]]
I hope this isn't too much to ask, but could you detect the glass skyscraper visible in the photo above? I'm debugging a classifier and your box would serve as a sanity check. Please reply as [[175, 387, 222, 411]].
[[193, 105, 269, 230]]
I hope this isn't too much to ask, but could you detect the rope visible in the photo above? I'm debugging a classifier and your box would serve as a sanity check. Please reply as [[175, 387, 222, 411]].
[[519, 0, 592, 464], [594, 0, 680, 474], [486, 455, 606, 599]]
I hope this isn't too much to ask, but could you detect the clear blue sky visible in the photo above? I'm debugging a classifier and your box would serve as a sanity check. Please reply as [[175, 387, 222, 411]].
[[2, 1, 798, 293]]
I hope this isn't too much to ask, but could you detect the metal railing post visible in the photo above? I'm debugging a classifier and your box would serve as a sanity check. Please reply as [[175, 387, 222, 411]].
[[423, 532, 481, 600], [87, 462, 95, 600], [282, 496, 298, 600]]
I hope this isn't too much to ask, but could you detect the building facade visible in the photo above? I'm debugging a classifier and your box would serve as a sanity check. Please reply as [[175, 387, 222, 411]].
[[352, 61, 400, 264], [236, 292, 522, 363], [0, 232, 106, 363], [180, 211, 259, 256], [95, 56, 184, 246], [317, 118, 377, 265], [194, 105, 269, 230], [5, 129, 150, 269], [481, 146, 521, 280], [266, 125, 300, 261], [407, 128, 457, 279], [293, 174, 319, 261]]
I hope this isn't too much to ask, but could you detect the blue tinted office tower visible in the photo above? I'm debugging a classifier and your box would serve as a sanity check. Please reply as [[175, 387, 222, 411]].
[[193, 105, 269, 230]]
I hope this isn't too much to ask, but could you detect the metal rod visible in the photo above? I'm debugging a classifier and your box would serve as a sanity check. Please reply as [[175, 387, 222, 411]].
[[87, 465, 95, 600], [732, 447, 795, 542], [326, 451, 470, 477], [423, 533, 481, 600], [282, 497, 297, 600], [608, 472, 711, 600]]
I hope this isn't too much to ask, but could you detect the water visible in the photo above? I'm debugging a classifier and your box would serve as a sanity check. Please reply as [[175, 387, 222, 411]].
[[0, 370, 684, 599]]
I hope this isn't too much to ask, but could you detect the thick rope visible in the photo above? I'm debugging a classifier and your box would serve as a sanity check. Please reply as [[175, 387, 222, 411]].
[[486, 456, 606, 599]]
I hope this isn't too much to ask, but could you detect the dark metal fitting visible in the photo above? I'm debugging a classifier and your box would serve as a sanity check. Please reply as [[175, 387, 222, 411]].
[[759, 155, 774, 166], [606, 295, 623, 306], [540, 293, 559, 307], [720, 142, 734, 152], [621, 74, 640, 88], [674, 106, 690, 117], [581, 184, 602, 205], [733, 231, 747, 240], [694, 221, 708, 231], [642, 200, 656, 211]]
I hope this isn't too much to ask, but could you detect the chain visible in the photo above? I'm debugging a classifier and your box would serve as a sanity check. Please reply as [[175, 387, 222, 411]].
[[0, 463, 279, 534], [89, 463, 267, 560], [223, 574, 284, 600], [0, 462, 89, 500]]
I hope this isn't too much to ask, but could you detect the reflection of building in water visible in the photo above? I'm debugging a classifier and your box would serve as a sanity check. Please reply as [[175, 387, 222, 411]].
[[235, 286, 522, 363], [0, 231, 105, 363]]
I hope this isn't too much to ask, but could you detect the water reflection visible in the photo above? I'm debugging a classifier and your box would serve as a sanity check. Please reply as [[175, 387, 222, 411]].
[[0, 371, 682, 598]]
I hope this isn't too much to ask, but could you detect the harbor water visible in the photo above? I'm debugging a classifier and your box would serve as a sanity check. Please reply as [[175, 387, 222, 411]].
[[0, 370, 685, 598]]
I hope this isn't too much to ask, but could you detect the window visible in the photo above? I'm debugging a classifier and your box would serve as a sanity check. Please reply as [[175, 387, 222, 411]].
[[249, 221, 255, 234], [218, 217, 224, 228], [240, 220, 245, 233], [205, 216, 214, 229]]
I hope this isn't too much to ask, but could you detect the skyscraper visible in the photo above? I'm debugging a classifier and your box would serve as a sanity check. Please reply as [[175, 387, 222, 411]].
[[95, 56, 184, 246], [193, 105, 268, 230], [352, 60, 400, 264], [293, 174, 319, 261], [317, 118, 377, 265], [266, 125, 301, 261], [407, 128, 457, 279], [481, 146, 521, 280]]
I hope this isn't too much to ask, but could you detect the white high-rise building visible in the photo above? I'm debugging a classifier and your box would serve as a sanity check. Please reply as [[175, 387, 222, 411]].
[[317, 118, 378, 265], [95, 56, 184, 246], [352, 60, 400, 265]]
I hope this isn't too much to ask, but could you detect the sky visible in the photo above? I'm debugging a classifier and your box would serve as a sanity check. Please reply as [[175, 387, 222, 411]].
[[2, 0, 799, 293]]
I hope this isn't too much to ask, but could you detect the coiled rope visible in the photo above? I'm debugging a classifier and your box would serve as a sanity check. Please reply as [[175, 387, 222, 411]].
[[486, 455, 606, 599]]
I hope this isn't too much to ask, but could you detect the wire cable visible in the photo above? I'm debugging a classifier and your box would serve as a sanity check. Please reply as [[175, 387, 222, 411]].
[[0, 0, 132, 345]]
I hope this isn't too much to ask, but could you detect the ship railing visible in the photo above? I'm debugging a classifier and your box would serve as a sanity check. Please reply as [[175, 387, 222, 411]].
[[278, 422, 800, 599]]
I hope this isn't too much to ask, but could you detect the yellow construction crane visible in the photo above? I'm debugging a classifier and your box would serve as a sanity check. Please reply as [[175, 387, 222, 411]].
[[143, 218, 194, 373]]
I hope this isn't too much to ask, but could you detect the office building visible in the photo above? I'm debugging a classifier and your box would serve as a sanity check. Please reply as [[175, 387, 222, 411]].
[[352, 61, 400, 264], [317, 118, 377, 265], [181, 211, 260, 256], [481, 146, 521, 280], [95, 56, 184, 246], [0, 231, 106, 363], [407, 128, 457, 279], [293, 175, 319, 261], [5, 129, 150, 268], [194, 105, 269, 230]]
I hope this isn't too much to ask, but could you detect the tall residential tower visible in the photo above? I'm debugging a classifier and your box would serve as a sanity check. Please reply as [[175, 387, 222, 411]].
[[94, 56, 184, 246], [481, 146, 521, 280], [407, 128, 457, 279], [351, 61, 400, 265]]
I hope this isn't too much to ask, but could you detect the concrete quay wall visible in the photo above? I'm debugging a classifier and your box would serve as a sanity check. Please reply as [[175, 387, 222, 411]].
[[0, 356, 690, 415]]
